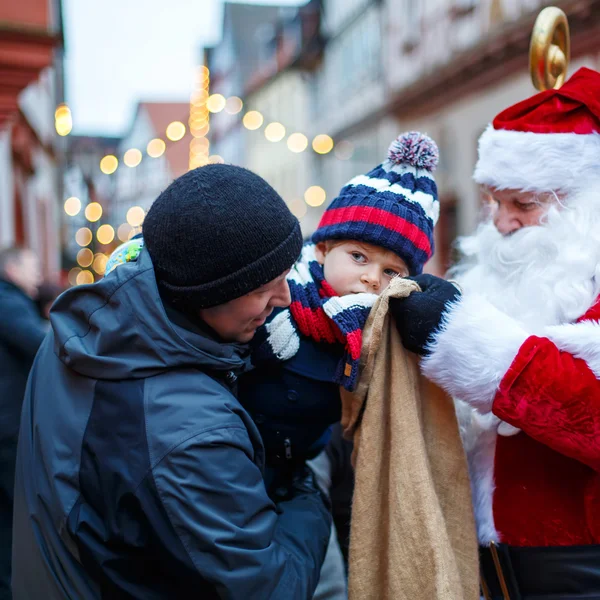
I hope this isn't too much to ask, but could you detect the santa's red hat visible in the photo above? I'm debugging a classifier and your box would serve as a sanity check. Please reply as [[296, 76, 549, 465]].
[[474, 67, 600, 194]]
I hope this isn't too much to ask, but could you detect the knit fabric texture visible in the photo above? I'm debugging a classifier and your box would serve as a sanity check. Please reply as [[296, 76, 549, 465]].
[[143, 164, 303, 308], [312, 132, 440, 275], [251, 243, 377, 391]]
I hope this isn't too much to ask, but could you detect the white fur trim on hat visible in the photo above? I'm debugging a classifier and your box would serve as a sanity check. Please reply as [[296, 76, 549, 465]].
[[473, 125, 600, 194]]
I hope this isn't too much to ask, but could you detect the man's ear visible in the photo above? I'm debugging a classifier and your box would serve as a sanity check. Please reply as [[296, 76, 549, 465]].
[[314, 242, 328, 265]]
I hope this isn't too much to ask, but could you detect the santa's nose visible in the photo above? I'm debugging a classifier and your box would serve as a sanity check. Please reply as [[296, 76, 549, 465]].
[[493, 206, 521, 236]]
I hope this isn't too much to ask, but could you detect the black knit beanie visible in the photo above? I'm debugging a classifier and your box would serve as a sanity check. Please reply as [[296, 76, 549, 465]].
[[143, 164, 302, 309]]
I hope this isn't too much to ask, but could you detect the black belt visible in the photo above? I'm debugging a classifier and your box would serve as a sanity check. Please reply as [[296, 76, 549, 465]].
[[480, 542, 600, 599]]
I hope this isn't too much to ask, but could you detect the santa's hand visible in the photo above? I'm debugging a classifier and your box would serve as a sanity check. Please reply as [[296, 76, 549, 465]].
[[389, 274, 461, 355]]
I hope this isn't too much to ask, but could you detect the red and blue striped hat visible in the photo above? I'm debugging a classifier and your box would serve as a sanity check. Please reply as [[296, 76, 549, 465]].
[[312, 132, 439, 275]]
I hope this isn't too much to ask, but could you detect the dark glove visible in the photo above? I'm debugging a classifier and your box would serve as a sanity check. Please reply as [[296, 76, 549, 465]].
[[270, 464, 330, 510], [389, 274, 461, 356]]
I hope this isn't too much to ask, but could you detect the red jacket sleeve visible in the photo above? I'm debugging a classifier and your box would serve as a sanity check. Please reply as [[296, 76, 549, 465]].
[[493, 335, 600, 472]]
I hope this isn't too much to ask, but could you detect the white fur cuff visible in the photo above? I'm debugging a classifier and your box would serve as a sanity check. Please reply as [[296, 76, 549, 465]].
[[421, 294, 529, 411]]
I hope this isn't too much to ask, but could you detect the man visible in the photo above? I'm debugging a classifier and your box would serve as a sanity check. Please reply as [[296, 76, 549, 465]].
[[12, 164, 331, 599], [394, 67, 600, 598], [0, 247, 45, 600]]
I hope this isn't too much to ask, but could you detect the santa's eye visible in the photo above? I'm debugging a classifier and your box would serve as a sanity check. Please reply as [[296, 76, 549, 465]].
[[515, 201, 537, 211]]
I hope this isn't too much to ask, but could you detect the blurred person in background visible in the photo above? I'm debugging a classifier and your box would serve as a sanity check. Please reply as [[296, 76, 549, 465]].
[[0, 246, 46, 600], [11, 165, 331, 600], [36, 281, 65, 321]]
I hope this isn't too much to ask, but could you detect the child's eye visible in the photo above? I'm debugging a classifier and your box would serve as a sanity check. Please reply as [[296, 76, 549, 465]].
[[384, 268, 399, 277], [351, 252, 366, 263]]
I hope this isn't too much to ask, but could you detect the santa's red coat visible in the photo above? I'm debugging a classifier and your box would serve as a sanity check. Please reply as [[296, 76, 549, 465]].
[[423, 294, 600, 547]]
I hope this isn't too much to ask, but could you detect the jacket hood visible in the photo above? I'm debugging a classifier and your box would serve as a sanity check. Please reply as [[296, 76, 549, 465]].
[[50, 248, 247, 380]]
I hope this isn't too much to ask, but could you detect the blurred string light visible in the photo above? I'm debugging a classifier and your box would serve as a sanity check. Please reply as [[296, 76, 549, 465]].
[[126, 206, 145, 227], [264, 122, 286, 143], [287, 133, 308, 153], [124, 148, 142, 168], [312, 134, 334, 155], [206, 93, 226, 113], [117, 223, 133, 242], [76, 248, 94, 268], [76, 270, 94, 285], [93, 253, 108, 275], [189, 64, 211, 170], [304, 185, 326, 207], [85, 202, 103, 223], [55, 104, 72, 136], [225, 96, 243, 115], [242, 110, 263, 130], [68, 267, 81, 286], [100, 155, 118, 175], [97, 224, 115, 245], [75, 227, 93, 247], [64, 196, 81, 216], [289, 198, 307, 219], [166, 121, 186, 142], [147, 138, 166, 158]]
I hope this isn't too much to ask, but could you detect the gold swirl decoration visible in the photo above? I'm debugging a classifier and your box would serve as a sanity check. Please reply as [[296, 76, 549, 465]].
[[529, 7, 570, 91]]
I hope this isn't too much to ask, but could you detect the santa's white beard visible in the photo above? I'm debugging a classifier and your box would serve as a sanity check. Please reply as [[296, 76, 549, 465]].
[[450, 190, 600, 332]]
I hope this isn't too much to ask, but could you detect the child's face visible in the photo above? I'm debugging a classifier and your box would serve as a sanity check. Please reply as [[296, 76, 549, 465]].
[[315, 240, 409, 296]]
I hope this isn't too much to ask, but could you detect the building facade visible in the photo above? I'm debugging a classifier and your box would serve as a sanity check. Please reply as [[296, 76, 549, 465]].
[[0, 0, 64, 280]]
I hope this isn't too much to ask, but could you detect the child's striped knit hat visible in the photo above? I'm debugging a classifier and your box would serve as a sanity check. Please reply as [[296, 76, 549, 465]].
[[312, 132, 440, 275]]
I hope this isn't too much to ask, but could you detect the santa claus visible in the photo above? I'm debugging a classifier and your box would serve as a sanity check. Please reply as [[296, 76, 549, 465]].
[[393, 66, 600, 598]]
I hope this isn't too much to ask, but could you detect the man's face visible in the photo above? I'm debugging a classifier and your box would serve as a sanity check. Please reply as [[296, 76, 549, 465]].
[[6, 250, 42, 299], [198, 270, 292, 343], [484, 187, 557, 236]]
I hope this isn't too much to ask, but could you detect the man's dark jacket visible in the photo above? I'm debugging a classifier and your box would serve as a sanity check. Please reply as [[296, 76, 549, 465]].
[[11, 249, 330, 599]]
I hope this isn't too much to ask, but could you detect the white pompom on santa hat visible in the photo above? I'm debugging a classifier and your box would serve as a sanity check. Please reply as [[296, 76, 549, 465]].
[[474, 67, 600, 194]]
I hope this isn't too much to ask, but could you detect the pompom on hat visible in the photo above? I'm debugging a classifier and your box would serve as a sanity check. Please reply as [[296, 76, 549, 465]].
[[312, 132, 440, 275], [474, 67, 600, 194]]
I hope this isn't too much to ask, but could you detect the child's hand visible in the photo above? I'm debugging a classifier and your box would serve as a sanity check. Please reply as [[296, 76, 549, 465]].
[[389, 275, 461, 355]]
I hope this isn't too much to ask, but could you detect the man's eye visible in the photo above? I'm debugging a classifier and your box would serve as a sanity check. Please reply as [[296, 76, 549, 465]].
[[516, 202, 536, 211]]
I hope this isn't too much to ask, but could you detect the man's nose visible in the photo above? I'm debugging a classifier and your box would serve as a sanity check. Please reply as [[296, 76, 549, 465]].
[[493, 206, 521, 236], [271, 279, 292, 308]]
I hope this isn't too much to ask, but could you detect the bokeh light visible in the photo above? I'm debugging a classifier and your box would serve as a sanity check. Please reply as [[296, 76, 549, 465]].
[[242, 111, 263, 130], [207, 94, 226, 113], [208, 155, 225, 164], [68, 267, 81, 286], [312, 134, 334, 155], [124, 148, 142, 168], [166, 121, 186, 141], [304, 185, 327, 207], [93, 253, 108, 275], [117, 223, 133, 242], [64, 196, 81, 216], [100, 155, 118, 175], [287, 133, 308, 153], [75, 227, 93, 247], [147, 138, 166, 158], [126, 206, 145, 227], [264, 122, 286, 142], [55, 104, 72, 136], [97, 224, 115, 245], [85, 202, 103, 223], [76, 270, 94, 285], [76, 248, 94, 268], [289, 198, 307, 219], [225, 96, 243, 114]]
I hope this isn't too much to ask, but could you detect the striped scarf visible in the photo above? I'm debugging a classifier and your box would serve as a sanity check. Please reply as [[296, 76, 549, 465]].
[[251, 244, 377, 391]]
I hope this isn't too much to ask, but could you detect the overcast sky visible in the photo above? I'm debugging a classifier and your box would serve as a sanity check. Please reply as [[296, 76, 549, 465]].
[[63, 0, 308, 136]]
